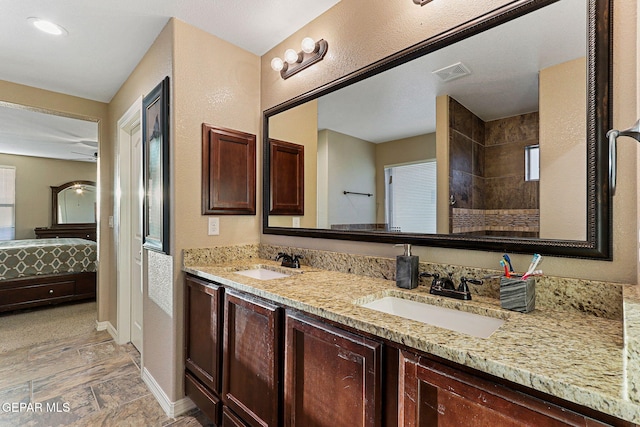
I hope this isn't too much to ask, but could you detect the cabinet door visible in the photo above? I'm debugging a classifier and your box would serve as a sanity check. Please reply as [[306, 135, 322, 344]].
[[285, 312, 382, 427], [184, 275, 223, 393], [223, 290, 282, 427], [398, 351, 612, 427], [202, 124, 256, 215], [269, 138, 304, 215]]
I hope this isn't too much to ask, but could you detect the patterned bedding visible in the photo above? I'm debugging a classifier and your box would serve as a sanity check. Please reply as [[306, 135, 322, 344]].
[[0, 238, 97, 281]]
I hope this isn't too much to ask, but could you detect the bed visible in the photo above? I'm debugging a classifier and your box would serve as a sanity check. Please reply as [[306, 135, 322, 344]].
[[0, 238, 97, 312]]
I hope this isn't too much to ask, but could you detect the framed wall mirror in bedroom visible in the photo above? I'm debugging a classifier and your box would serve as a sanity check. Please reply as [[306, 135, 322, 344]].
[[52, 180, 97, 226], [263, 0, 612, 259]]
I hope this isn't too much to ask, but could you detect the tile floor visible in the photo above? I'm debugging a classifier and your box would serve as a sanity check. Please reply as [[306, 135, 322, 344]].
[[0, 327, 214, 426]]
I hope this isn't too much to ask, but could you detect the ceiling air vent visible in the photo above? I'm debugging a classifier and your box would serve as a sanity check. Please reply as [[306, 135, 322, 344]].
[[432, 62, 471, 82]]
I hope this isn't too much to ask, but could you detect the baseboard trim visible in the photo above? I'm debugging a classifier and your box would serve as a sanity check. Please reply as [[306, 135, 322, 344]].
[[95, 320, 118, 342], [142, 367, 196, 417]]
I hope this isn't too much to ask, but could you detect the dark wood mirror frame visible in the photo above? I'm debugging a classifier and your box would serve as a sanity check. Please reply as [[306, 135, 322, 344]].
[[51, 180, 97, 226], [263, 0, 612, 259], [34, 180, 97, 241]]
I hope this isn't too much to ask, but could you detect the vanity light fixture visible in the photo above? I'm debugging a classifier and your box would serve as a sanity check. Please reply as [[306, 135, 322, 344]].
[[413, 0, 434, 5], [27, 17, 68, 36], [270, 37, 328, 79]]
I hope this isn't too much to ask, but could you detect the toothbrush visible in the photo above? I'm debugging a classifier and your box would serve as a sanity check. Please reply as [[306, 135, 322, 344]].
[[500, 260, 510, 278], [522, 254, 542, 280], [522, 270, 543, 280], [503, 254, 514, 272]]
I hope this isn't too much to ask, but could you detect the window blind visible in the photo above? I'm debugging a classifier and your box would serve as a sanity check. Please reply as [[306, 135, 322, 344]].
[[385, 161, 436, 233]]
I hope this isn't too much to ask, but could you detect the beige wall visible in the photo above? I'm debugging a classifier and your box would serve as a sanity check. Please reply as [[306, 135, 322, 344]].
[[539, 57, 586, 240], [260, 0, 639, 284], [375, 133, 436, 223], [269, 100, 318, 228], [0, 154, 96, 239], [320, 129, 376, 228], [436, 95, 450, 234], [173, 19, 261, 400], [108, 17, 260, 404], [0, 80, 110, 319]]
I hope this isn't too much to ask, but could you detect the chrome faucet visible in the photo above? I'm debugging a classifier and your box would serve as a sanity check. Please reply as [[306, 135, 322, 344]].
[[419, 272, 482, 300]]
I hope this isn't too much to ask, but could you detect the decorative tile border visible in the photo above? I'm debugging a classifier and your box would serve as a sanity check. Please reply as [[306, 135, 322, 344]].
[[183, 243, 623, 321], [452, 208, 539, 234]]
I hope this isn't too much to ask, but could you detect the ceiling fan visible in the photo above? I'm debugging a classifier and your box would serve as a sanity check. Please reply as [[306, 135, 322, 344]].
[[70, 151, 98, 162]]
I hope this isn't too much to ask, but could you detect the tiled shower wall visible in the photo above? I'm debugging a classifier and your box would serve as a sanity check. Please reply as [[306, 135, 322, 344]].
[[449, 97, 539, 236]]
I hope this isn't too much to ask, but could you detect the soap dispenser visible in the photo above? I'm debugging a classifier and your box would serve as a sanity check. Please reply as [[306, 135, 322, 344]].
[[396, 244, 418, 289]]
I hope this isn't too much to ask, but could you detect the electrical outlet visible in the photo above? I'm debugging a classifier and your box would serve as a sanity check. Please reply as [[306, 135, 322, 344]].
[[208, 217, 220, 235], [292, 217, 301, 228], [108, 216, 114, 228]]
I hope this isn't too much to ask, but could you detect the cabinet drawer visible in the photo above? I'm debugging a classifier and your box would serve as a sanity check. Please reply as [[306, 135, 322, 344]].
[[0, 280, 75, 306], [222, 406, 249, 427], [185, 372, 221, 425]]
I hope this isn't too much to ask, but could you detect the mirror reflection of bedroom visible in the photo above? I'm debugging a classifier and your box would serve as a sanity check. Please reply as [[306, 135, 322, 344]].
[[0, 103, 98, 329]]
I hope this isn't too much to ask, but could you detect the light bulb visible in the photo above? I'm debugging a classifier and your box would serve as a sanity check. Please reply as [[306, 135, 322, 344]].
[[271, 57, 284, 71], [301, 37, 316, 54], [28, 17, 67, 36], [284, 49, 299, 64]]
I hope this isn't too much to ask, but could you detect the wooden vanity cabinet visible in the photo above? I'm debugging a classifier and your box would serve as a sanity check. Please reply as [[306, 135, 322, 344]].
[[284, 312, 382, 427], [398, 351, 624, 427], [222, 290, 282, 427], [184, 275, 224, 424], [185, 274, 632, 427]]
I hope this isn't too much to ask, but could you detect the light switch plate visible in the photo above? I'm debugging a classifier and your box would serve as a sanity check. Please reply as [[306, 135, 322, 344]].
[[208, 217, 220, 235]]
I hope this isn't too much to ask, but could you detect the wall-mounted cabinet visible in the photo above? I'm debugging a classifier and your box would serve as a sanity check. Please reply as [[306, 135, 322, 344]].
[[269, 138, 304, 215], [202, 124, 256, 215]]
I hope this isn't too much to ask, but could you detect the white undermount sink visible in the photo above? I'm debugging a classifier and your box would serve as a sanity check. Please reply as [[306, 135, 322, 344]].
[[234, 268, 291, 280], [360, 296, 505, 338]]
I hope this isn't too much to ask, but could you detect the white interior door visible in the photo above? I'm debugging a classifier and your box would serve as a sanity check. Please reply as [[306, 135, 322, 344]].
[[130, 123, 143, 351]]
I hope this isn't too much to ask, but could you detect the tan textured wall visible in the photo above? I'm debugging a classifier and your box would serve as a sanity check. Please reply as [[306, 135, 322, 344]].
[[171, 19, 261, 400], [0, 154, 96, 239], [0, 80, 110, 318], [260, 0, 638, 284], [436, 95, 451, 234], [322, 130, 376, 227], [539, 57, 586, 240], [268, 100, 317, 228]]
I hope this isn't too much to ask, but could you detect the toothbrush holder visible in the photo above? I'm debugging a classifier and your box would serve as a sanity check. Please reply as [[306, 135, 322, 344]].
[[500, 276, 535, 313]]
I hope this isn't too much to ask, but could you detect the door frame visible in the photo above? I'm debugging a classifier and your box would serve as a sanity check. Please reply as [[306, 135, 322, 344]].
[[116, 97, 143, 346]]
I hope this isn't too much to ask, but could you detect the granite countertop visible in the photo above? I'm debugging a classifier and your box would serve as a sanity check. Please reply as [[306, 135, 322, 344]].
[[183, 259, 638, 424]]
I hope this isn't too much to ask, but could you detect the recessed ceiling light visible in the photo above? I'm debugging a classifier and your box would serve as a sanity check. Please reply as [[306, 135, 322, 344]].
[[27, 17, 68, 36]]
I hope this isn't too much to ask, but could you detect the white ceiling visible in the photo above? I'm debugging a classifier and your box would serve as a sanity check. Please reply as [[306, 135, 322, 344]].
[[0, 0, 341, 103], [318, 0, 586, 143], [0, 0, 341, 162], [0, 0, 586, 161]]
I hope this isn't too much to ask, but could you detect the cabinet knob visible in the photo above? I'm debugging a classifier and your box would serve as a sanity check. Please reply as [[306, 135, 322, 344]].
[[49, 289, 54, 294]]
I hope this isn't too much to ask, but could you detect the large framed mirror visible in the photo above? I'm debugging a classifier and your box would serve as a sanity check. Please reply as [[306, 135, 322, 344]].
[[263, 0, 612, 259], [52, 180, 97, 226]]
